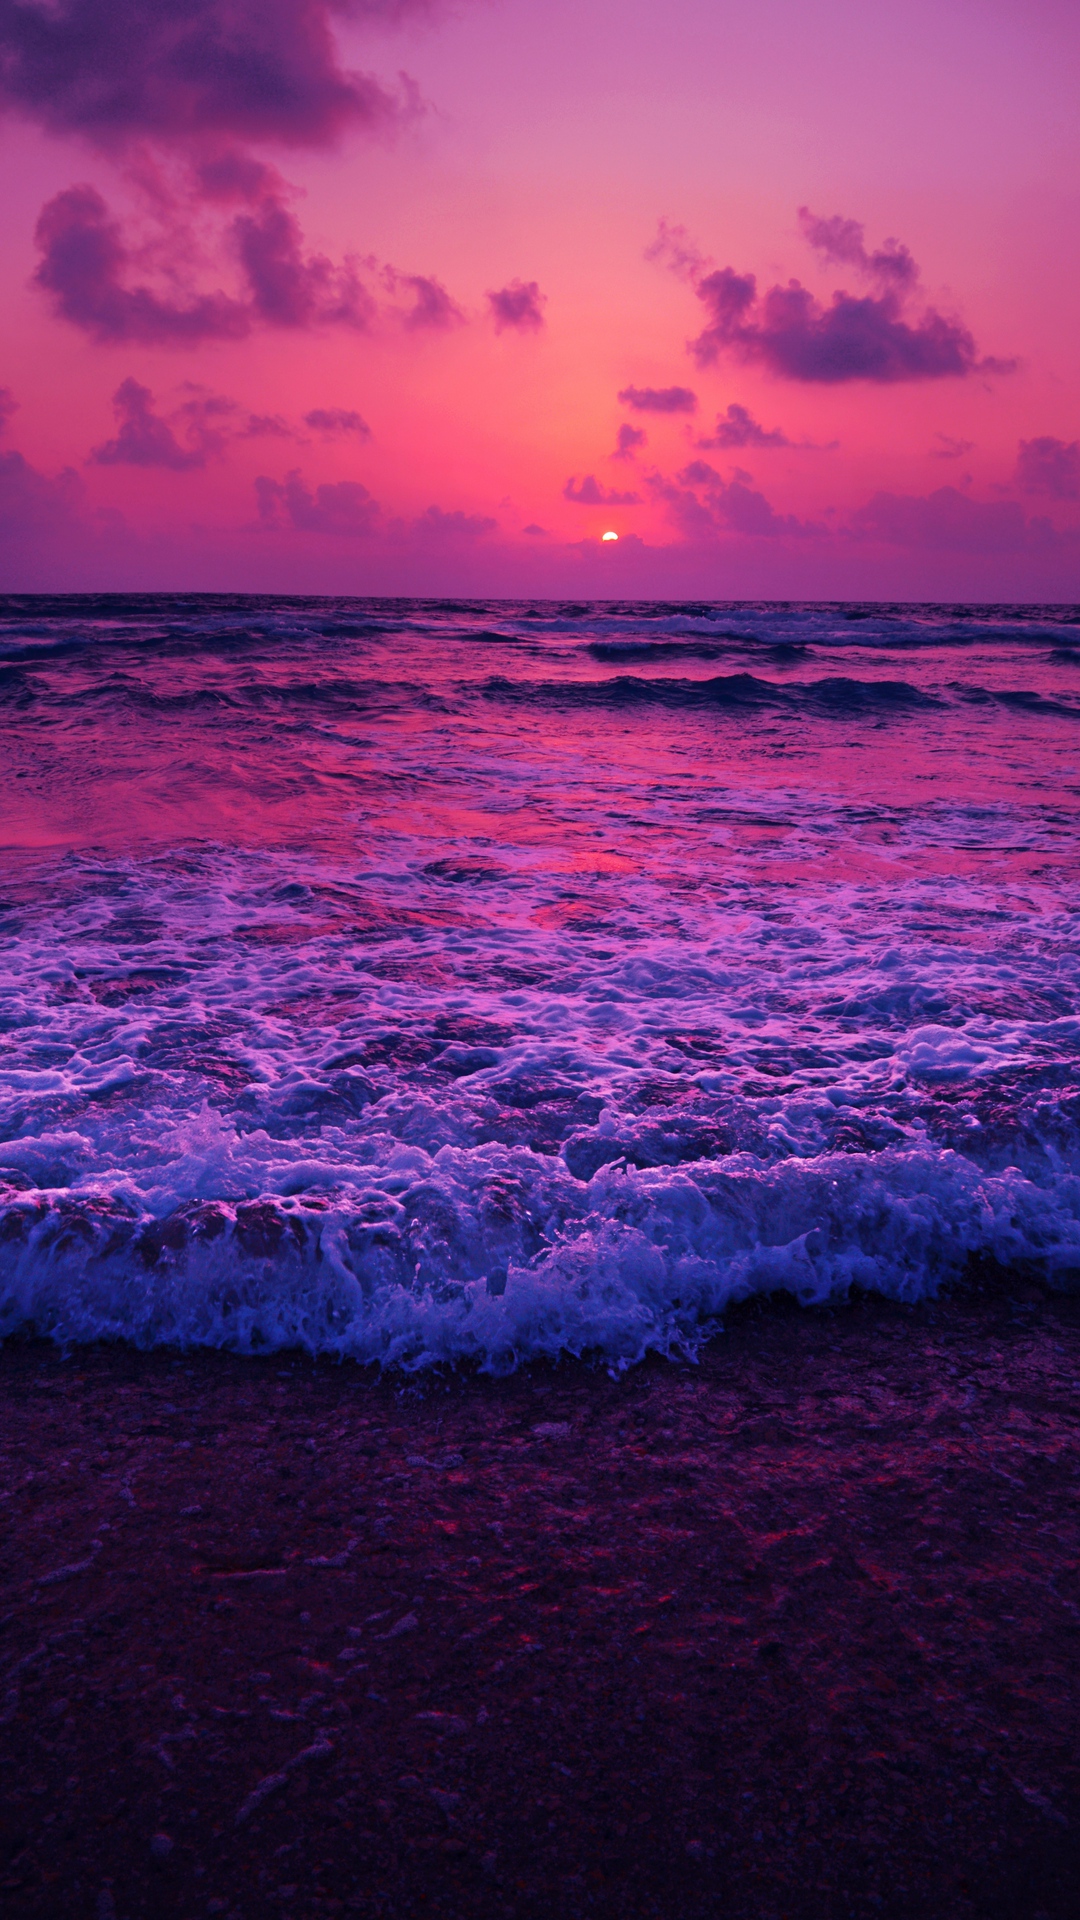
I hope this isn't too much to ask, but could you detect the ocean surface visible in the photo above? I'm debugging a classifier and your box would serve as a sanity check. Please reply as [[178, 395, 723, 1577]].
[[1, 595, 1079, 1370]]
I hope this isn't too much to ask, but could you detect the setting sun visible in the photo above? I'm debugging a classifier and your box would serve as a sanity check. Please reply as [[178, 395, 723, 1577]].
[[602, 530, 619, 541]]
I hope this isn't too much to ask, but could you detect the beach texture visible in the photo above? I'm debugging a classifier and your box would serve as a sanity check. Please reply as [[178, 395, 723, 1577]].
[[3, 1283, 1078, 1920]]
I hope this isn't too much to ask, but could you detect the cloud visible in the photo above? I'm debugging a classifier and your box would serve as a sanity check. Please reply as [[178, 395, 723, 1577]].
[[659, 460, 820, 539], [690, 271, 988, 384], [233, 197, 374, 328], [8, 4, 448, 346], [90, 377, 219, 469], [651, 210, 1013, 385], [33, 177, 379, 342], [0, 0, 419, 151], [384, 269, 463, 331], [797, 206, 917, 290], [644, 221, 706, 283], [696, 402, 836, 453], [0, 448, 84, 540], [522, 523, 548, 536], [931, 434, 975, 460], [0, 387, 17, 432], [850, 485, 1070, 554], [34, 184, 250, 344], [1015, 436, 1080, 501], [178, 385, 299, 440], [303, 408, 372, 436], [614, 423, 647, 460], [563, 475, 642, 506], [412, 505, 498, 541], [487, 280, 546, 333], [618, 384, 697, 414], [697, 403, 791, 449], [195, 150, 285, 203], [243, 413, 295, 438], [256, 468, 379, 535]]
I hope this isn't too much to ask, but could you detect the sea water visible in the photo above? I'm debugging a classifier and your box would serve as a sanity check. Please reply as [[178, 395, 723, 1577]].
[[1, 595, 1078, 1369]]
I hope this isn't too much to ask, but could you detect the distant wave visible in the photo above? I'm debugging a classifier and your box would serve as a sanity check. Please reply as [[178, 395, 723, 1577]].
[[480, 672, 940, 714], [0, 674, 442, 717], [585, 638, 808, 663]]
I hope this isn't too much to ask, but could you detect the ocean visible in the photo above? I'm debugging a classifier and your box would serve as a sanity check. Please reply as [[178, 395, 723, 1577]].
[[1, 594, 1078, 1370]]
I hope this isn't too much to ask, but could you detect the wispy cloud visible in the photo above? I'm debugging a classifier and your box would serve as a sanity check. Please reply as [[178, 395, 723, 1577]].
[[931, 434, 976, 460]]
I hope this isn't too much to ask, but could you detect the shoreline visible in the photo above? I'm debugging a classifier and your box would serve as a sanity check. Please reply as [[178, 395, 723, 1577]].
[[2, 1282, 1079, 1918]]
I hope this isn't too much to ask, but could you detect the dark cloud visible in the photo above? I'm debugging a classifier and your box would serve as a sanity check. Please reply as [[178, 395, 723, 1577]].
[[33, 180, 375, 342], [614, 423, 647, 460], [412, 505, 498, 540], [303, 408, 371, 435], [618, 384, 697, 414], [384, 270, 463, 331], [1015, 436, 1080, 501], [931, 434, 975, 460], [34, 184, 249, 344], [563, 475, 641, 506], [850, 485, 1069, 554], [234, 197, 373, 327], [90, 377, 217, 469], [522, 523, 548, 536], [651, 211, 1012, 385], [0, 0, 418, 151], [0, 387, 17, 431], [690, 269, 989, 383], [7, 3, 443, 346], [797, 207, 917, 290], [487, 280, 546, 333], [256, 468, 379, 535], [698, 403, 791, 449]]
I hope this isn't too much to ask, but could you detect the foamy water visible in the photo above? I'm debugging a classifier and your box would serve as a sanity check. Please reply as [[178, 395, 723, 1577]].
[[1, 595, 1078, 1367]]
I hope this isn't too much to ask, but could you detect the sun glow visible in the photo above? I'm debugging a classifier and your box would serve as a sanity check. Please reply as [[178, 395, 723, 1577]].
[[602, 530, 618, 541]]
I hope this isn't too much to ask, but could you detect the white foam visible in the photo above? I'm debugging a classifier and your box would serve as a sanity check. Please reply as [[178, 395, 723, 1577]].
[[2, 1135, 1079, 1371]]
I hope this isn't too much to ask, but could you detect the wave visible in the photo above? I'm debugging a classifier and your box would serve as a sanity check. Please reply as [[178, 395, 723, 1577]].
[[953, 684, 1080, 718], [0, 673, 443, 718], [480, 672, 940, 714], [585, 638, 810, 663], [2, 1128, 1078, 1371]]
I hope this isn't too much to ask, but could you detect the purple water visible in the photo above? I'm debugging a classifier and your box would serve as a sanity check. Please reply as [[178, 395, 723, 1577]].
[[1, 595, 1079, 1368]]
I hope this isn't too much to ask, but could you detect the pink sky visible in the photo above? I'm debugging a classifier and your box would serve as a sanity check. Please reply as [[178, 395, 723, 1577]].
[[0, 0, 1077, 598]]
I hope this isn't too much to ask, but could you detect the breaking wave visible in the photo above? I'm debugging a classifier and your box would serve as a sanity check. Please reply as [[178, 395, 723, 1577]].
[[3, 1122, 1079, 1372]]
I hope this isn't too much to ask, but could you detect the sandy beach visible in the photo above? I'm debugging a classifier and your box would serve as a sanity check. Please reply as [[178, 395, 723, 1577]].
[[2, 1280, 1078, 1920]]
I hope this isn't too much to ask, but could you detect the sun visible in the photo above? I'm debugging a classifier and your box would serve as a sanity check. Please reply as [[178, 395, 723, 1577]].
[[601, 530, 618, 542]]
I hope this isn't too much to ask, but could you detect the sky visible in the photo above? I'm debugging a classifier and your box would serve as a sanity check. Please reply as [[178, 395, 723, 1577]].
[[0, 0, 1077, 599]]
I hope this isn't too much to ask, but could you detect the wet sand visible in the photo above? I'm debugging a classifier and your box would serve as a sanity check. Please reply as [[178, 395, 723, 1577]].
[[2, 1283, 1079, 1920]]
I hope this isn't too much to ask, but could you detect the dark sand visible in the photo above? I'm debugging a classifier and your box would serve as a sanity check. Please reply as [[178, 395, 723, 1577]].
[[2, 1284, 1079, 1920]]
